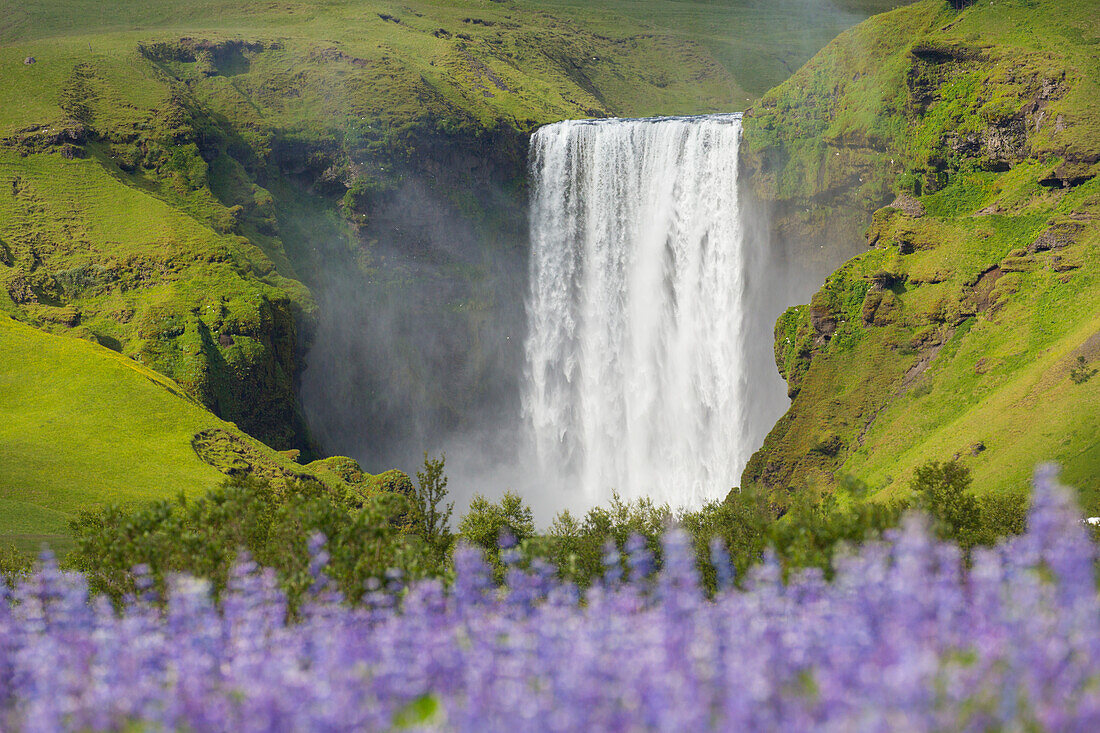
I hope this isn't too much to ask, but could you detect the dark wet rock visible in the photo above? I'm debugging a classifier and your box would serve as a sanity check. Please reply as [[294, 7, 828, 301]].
[[1050, 255, 1080, 273], [1040, 160, 1098, 188], [944, 117, 1029, 170], [862, 289, 899, 326], [809, 302, 837, 342], [870, 269, 905, 289], [1030, 222, 1083, 252]]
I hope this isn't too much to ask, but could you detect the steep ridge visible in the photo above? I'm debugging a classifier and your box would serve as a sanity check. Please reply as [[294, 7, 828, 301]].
[[740, 0, 1100, 508]]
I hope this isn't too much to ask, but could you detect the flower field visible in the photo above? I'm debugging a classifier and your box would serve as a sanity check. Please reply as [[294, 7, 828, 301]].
[[2, 466, 1098, 731]]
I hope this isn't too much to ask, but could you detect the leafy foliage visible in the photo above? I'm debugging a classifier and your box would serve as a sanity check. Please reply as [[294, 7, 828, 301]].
[[544, 493, 671, 587], [411, 453, 454, 564], [458, 491, 535, 573], [1071, 355, 1098, 385], [67, 476, 422, 608], [910, 459, 981, 546], [64, 456, 1038, 602], [910, 460, 1027, 550], [769, 490, 906, 578], [680, 490, 771, 588], [0, 546, 32, 586]]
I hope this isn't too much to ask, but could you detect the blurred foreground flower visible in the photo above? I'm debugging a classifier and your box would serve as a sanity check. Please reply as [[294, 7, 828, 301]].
[[0, 466, 1098, 731]]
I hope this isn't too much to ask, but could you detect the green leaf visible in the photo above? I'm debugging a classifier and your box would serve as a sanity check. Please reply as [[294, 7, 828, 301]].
[[392, 694, 443, 728]]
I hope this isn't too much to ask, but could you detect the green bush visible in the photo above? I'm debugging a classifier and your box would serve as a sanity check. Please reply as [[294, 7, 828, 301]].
[[458, 491, 535, 574], [0, 546, 33, 586], [911, 459, 980, 547], [910, 459, 1027, 550], [60, 458, 1035, 606], [67, 475, 425, 609], [681, 489, 772, 591], [769, 491, 906, 578], [545, 493, 671, 587]]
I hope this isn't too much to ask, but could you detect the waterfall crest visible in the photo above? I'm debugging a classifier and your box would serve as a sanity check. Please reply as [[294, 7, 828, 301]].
[[523, 115, 749, 508]]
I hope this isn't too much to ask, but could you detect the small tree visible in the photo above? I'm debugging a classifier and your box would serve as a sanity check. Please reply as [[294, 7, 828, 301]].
[[911, 460, 980, 548], [459, 491, 534, 574], [413, 453, 454, 562], [1070, 356, 1097, 385]]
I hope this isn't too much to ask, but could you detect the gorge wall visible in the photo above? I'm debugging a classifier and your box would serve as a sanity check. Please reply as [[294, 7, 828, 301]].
[[738, 0, 1100, 507]]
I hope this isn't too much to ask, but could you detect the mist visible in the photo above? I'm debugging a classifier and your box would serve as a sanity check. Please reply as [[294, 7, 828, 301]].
[[295, 124, 862, 523], [293, 0, 902, 520], [297, 147, 536, 515]]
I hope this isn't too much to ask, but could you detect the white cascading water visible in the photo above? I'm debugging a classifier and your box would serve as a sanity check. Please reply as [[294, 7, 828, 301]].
[[523, 114, 749, 508]]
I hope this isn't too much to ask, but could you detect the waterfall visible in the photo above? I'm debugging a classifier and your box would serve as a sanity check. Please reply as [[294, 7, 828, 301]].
[[523, 114, 750, 508]]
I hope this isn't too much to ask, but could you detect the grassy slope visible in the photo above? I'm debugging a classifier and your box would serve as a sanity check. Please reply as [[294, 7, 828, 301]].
[[0, 312, 404, 550], [0, 313, 246, 549], [1, 0, 912, 119], [741, 0, 1100, 510]]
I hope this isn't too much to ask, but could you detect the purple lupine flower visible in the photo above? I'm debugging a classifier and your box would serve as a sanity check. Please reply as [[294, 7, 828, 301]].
[[1, 466, 1099, 730]]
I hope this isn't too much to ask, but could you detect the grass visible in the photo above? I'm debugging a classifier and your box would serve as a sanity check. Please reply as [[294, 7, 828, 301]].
[[0, 312, 405, 551], [0, 0, 919, 134], [740, 0, 1100, 507], [843, 190, 1100, 506], [0, 140, 311, 449], [0, 313, 233, 549]]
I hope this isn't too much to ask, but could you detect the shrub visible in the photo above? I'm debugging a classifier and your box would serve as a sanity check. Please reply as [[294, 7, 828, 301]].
[[680, 489, 771, 591], [1071, 355, 1097, 384], [769, 490, 906, 577], [458, 491, 535, 573], [911, 460, 980, 547], [67, 475, 423, 608], [910, 459, 1027, 549], [544, 493, 671, 587]]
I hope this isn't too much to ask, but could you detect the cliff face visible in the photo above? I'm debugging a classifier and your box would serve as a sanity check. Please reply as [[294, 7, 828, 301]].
[[0, 76, 315, 450], [740, 0, 1100, 506], [288, 119, 534, 468]]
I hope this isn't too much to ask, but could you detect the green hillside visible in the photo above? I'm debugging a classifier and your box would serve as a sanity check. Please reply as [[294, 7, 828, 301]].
[[741, 0, 1100, 509], [1, 313, 223, 546], [0, 313, 407, 551]]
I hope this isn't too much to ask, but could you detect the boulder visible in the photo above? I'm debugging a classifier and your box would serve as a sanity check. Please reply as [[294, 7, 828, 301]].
[[890, 194, 925, 218]]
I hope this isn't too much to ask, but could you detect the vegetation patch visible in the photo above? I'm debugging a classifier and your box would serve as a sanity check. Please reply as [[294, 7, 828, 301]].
[[741, 0, 1100, 507]]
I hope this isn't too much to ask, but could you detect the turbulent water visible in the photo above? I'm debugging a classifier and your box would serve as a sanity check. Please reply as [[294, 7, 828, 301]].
[[523, 115, 751, 508]]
